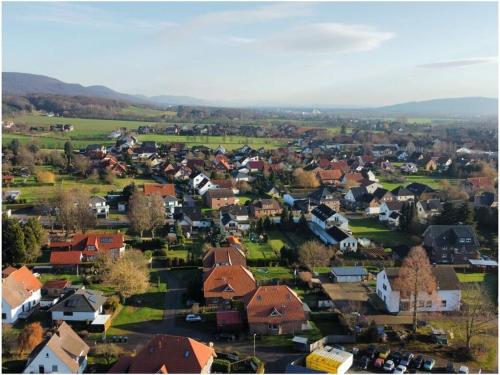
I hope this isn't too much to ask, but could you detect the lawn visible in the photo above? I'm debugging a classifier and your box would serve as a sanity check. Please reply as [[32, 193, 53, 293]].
[[39, 273, 84, 284], [457, 273, 487, 283], [379, 173, 462, 191], [250, 267, 294, 282], [348, 217, 414, 247], [245, 240, 280, 261]]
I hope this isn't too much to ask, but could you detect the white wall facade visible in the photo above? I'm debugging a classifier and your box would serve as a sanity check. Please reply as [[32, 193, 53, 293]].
[[2, 290, 41, 324], [51, 310, 99, 322], [23, 345, 87, 374]]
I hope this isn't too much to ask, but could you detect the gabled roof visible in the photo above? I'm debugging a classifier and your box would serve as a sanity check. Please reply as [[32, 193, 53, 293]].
[[311, 204, 336, 222], [326, 226, 352, 242], [202, 247, 246, 269], [51, 232, 125, 252], [26, 322, 89, 373], [50, 251, 83, 265], [2, 266, 42, 308], [50, 288, 106, 313], [203, 265, 256, 299], [109, 334, 216, 373], [423, 225, 480, 248], [406, 182, 435, 196], [245, 285, 306, 324], [384, 266, 461, 291], [331, 266, 367, 277], [205, 188, 234, 199], [317, 169, 343, 181], [391, 186, 414, 197]]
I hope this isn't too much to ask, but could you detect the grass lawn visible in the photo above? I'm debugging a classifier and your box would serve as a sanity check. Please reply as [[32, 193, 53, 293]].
[[379, 173, 462, 191], [458, 272, 498, 304], [39, 273, 84, 284], [457, 273, 487, 283], [348, 217, 415, 247], [313, 267, 331, 276], [245, 240, 280, 261], [9, 166, 155, 202], [250, 266, 294, 282]]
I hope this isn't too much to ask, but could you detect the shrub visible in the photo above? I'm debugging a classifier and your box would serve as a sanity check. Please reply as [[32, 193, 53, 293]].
[[104, 295, 120, 313], [36, 171, 56, 184], [154, 249, 168, 257], [212, 359, 231, 373]]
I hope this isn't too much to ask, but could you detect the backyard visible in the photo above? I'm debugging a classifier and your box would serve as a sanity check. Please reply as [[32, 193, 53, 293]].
[[348, 217, 416, 247]]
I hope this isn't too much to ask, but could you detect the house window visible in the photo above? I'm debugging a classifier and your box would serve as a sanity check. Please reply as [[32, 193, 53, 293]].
[[1, 313, 6, 320], [45, 353, 49, 358], [382, 284, 387, 291], [63, 311, 73, 316], [459, 238, 465, 243], [52, 365, 58, 372], [466, 238, 472, 243], [441, 300, 447, 308]]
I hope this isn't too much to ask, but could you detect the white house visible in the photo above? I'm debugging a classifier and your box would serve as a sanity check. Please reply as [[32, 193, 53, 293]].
[[220, 205, 250, 234], [50, 288, 106, 322], [400, 163, 418, 174], [330, 267, 368, 283], [311, 204, 349, 231], [23, 322, 89, 374], [376, 267, 461, 313], [163, 195, 181, 216], [89, 196, 109, 218], [308, 222, 357, 252], [379, 201, 404, 222], [2, 266, 42, 324], [190, 172, 211, 190]]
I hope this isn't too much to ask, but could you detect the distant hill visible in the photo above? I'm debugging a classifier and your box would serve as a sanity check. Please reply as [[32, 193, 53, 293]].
[[373, 97, 498, 117], [2, 72, 204, 106]]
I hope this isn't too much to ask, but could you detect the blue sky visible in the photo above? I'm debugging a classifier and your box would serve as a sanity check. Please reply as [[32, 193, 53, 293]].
[[2, 1, 498, 107]]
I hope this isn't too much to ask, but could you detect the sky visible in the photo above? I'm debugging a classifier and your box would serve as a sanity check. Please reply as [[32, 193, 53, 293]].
[[2, 1, 498, 107]]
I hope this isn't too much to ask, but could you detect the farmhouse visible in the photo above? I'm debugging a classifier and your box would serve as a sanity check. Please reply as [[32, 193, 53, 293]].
[[376, 266, 461, 313]]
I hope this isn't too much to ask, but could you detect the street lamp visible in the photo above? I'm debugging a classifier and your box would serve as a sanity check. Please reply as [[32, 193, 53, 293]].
[[253, 333, 257, 357]]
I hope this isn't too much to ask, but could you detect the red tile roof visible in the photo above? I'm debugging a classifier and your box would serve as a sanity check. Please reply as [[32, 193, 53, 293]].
[[109, 335, 215, 373], [43, 279, 71, 289], [245, 285, 306, 325], [50, 251, 82, 265], [143, 183, 176, 197], [203, 265, 256, 300], [202, 247, 246, 269], [317, 169, 343, 181], [50, 232, 125, 253], [2, 266, 17, 278]]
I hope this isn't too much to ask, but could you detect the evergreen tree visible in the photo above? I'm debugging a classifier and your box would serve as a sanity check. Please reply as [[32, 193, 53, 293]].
[[457, 202, 475, 226], [64, 141, 73, 168], [2, 219, 26, 264]]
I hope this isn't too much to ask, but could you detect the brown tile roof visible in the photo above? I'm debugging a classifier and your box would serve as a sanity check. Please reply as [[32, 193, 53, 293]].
[[317, 169, 343, 181], [211, 179, 234, 189], [203, 265, 256, 300], [2, 266, 42, 308], [43, 279, 71, 289], [50, 251, 83, 265], [205, 188, 235, 199], [2, 266, 17, 278], [245, 285, 306, 324], [50, 232, 125, 253], [143, 183, 176, 197], [202, 247, 246, 269], [27, 322, 89, 373], [109, 334, 216, 373]]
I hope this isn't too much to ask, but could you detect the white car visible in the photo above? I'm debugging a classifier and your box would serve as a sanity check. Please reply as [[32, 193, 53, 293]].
[[383, 360, 395, 372], [185, 314, 202, 322], [393, 365, 407, 374], [458, 366, 469, 374]]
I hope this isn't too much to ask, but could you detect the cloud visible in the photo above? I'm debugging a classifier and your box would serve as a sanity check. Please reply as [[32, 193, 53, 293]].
[[417, 57, 497, 69], [257, 23, 394, 53]]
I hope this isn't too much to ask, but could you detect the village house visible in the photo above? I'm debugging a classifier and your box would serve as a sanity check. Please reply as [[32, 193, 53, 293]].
[[108, 335, 216, 374], [416, 199, 443, 223], [174, 207, 211, 230], [379, 200, 404, 226], [245, 285, 308, 335], [205, 188, 236, 209], [316, 169, 343, 185], [406, 182, 440, 201], [330, 267, 368, 283], [460, 177, 495, 194], [2, 266, 42, 324], [473, 191, 497, 209], [376, 266, 461, 313], [50, 288, 106, 322], [391, 186, 415, 201], [250, 199, 282, 219], [308, 187, 342, 212], [423, 225, 481, 264], [220, 204, 251, 235], [49, 232, 125, 262], [23, 322, 89, 374], [202, 246, 247, 271], [203, 265, 257, 307], [89, 196, 109, 218], [311, 204, 349, 231]]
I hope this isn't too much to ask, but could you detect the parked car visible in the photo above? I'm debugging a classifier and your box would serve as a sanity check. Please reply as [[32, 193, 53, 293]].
[[215, 333, 236, 342], [390, 352, 402, 365], [374, 358, 385, 368], [400, 353, 414, 367], [379, 347, 391, 359], [411, 355, 424, 369], [352, 347, 360, 356], [394, 365, 407, 374], [383, 360, 395, 372], [446, 361, 456, 373], [458, 366, 469, 374], [185, 314, 202, 322], [356, 356, 370, 370], [423, 358, 436, 371], [333, 344, 345, 351]]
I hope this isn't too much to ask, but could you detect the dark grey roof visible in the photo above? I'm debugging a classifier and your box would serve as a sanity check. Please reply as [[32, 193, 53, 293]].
[[385, 266, 461, 291], [311, 204, 336, 222], [221, 213, 233, 226], [391, 186, 414, 197], [181, 207, 202, 221], [220, 204, 249, 217], [309, 187, 340, 204], [406, 182, 435, 196], [420, 199, 443, 212], [326, 226, 351, 242], [331, 267, 367, 277], [349, 187, 368, 199], [423, 225, 480, 248], [372, 188, 391, 200], [50, 288, 106, 313]]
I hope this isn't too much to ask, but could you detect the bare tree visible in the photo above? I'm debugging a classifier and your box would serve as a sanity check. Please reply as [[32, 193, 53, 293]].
[[54, 189, 77, 236], [18, 322, 43, 355], [394, 246, 437, 331], [298, 240, 334, 271], [128, 190, 150, 238], [293, 168, 320, 189], [462, 284, 497, 352], [149, 192, 165, 238], [73, 155, 91, 177], [104, 250, 150, 301], [73, 189, 96, 232]]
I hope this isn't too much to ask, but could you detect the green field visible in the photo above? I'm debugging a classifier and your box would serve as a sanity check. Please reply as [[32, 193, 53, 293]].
[[379, 173, 462, 191], [348, 217, 415, 247], [245, 240, 280, 261], [250, 266, 294, 282]]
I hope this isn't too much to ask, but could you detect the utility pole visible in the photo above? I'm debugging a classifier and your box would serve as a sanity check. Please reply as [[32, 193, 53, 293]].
[[253, 333, 257, 357]]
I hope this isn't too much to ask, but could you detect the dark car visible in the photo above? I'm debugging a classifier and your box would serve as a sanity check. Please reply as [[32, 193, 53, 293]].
[[356, 356, 370, 370], [411, 355, 424, 369], [366, 345, 377, 360], [390, 352, 402, 365], [400, 353, 414, 367], [447, 361, 456, 373]]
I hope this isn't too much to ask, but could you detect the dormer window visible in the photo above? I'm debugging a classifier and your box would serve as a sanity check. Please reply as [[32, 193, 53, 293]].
[[223, 284, 234, 292], [269, 307, 282, 317]]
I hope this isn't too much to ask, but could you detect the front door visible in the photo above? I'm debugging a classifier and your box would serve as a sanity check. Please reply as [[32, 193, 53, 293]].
[[39, 365, 44, 373]]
